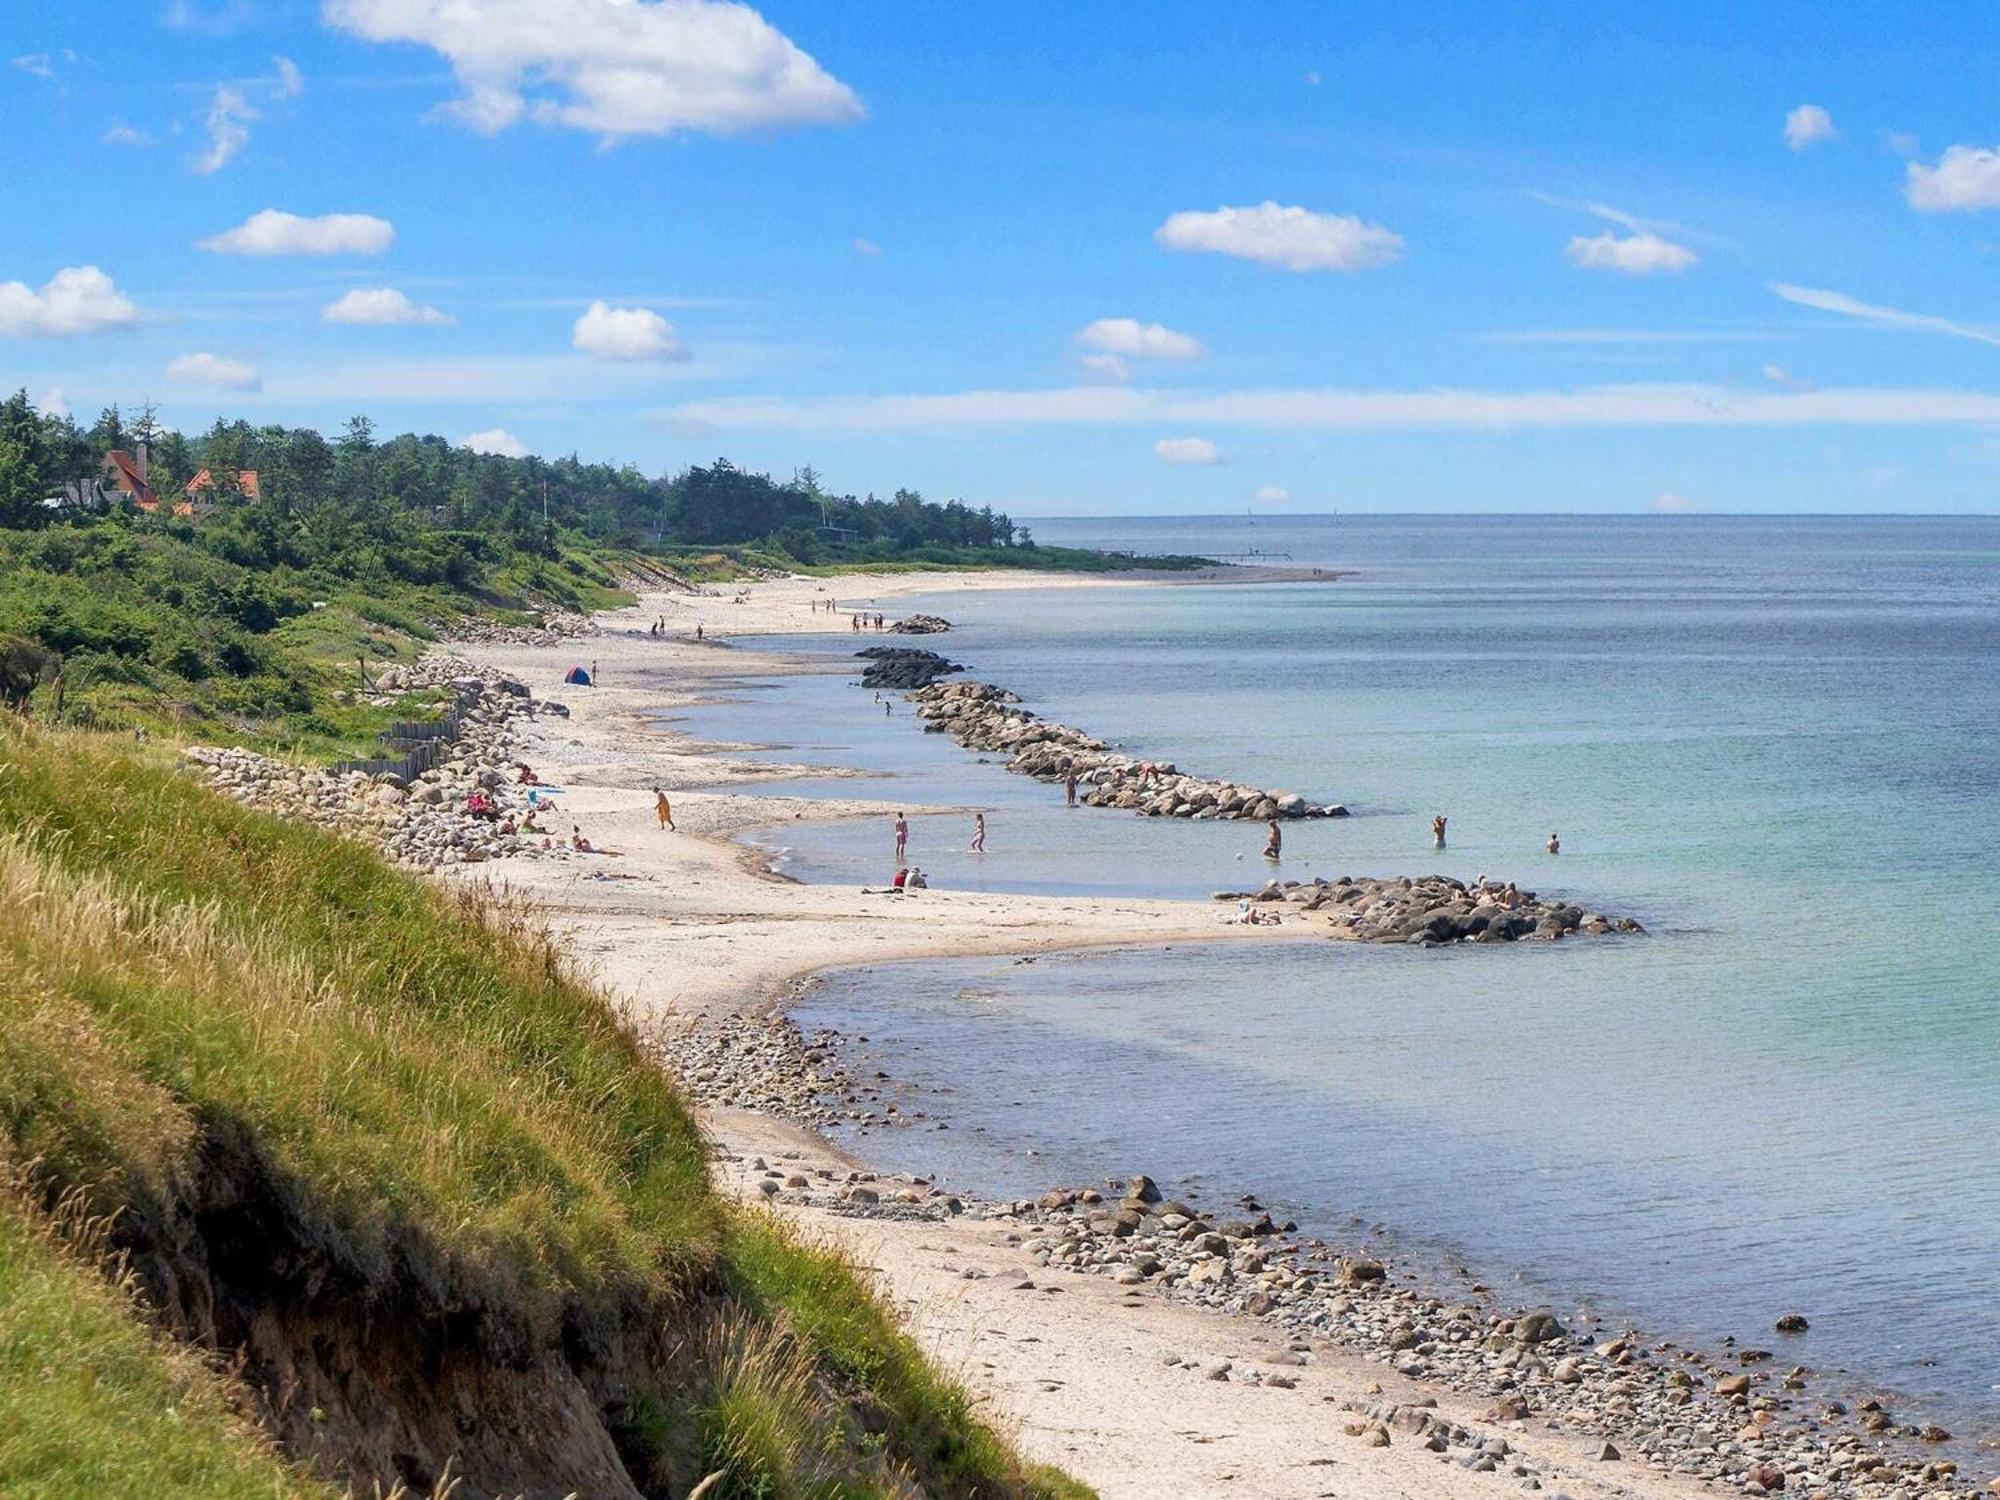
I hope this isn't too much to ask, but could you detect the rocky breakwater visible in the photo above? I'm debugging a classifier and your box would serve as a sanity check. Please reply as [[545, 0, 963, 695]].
[[183, 665, 580, 871], [1216, 872, 1644, 945], [856, 646, 965, 691], [446, 610, 600, 647], [888, 613, 951, 635], [900, 673, 1346, 820]]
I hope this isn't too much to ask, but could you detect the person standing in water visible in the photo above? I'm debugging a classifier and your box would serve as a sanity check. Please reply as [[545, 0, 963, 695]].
[[1065, 770, 1079, 807], [1547, 831, 1561, 855], [1264, 818, 1282, 860], [970, 812, 986, 853], [654, 788, 675, 831], [1432, 814, 1448, 849], [894, 812, 908, 862]]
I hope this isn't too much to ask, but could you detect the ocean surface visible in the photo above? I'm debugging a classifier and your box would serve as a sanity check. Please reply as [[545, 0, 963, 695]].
[[674, 515, 2000, 1426]]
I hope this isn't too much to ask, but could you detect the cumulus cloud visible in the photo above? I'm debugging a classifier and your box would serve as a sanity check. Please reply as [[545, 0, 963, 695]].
[[1650, 492, 1707, 513], [322, 287, 455, 325], [167, 352, 261, 390], [461, 426, 530, 457], [324, 0, 864, 140], [194, 85, 257, 173], [1905, 145, 2000, 212], [661, 382, 2000, 433], [1156, 201, 1403, 272], [572, 299, 688, 360], [1564, 231, 1698, 275], [1154, 436, 1221, 464], [1772, 282, 2000, 347], [1252, 485, 1291, 504], [0, 265, 141, 337], [37, 387, 69, 420], [1078, 353, 1131, 383], [1784, 104, 1835, 151], [198, 209, 395, 256], [1076, 317, 1205, 363]]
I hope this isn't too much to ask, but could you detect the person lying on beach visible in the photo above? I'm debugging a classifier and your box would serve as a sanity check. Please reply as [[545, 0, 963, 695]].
[[1264, 818, 1282, 860], [570, 824, 622, 856]]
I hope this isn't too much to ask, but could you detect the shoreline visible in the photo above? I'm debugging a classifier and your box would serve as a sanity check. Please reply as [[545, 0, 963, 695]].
[[399, 570, 1984, 1497]]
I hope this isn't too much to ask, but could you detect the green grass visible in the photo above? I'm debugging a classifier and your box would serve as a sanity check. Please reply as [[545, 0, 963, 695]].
[[0, 1187, 328, 1500], [0, 720, 1087, 1500]]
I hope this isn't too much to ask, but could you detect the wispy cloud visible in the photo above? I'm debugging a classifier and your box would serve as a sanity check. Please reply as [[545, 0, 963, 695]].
[[1650, 491, 1708, 513], [193, 85, 256, 174], [1772, 282, 2000, 347], [660, 382, 2000, 433], [1475, 327, 1767, 346]]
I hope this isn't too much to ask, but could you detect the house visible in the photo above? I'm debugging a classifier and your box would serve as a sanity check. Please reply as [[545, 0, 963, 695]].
[[100, 445, 158, 511], [181, 467, 261, 520], [42, 477, 112, 514]]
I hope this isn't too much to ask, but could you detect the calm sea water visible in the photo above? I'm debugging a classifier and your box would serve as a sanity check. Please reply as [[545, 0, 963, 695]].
[[681, 516, 2000, 1424]]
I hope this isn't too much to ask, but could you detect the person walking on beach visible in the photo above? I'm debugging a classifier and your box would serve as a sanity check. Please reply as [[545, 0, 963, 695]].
[[971, 812, 986, 853], [1432, 814, 1448, 850], [654, 787, 675, 831], [1547, 831, 1561, 855], [894, 812, 908, 862], [1065, 770, 1078, 807], [590, 659, 599, 685], [1264, 818, 1282, 860], [694, 623, 703, 640]]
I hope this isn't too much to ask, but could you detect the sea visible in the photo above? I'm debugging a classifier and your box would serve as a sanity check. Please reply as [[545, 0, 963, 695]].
[[670, 514, 2000, 1429]]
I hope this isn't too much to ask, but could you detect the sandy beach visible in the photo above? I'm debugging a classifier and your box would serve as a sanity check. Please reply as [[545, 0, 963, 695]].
[[434, 571, 1972, 1500]]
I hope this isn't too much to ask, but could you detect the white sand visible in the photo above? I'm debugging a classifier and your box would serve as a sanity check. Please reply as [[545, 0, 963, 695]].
[[453, 573, 1712, 1500]]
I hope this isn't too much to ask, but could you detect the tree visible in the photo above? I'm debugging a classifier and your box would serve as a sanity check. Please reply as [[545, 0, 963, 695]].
[[0, 435, 46, 529]]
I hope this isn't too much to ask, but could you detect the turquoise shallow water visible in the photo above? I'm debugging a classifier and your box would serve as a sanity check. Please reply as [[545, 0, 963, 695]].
[[683, 516, 2000, 1426]]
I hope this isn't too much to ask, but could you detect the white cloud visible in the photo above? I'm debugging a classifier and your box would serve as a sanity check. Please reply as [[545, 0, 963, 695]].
[[461, 426, 529, 457], [13, 53, 54, 79], [1155, 436, 1221, 464], [194, 84, 257, 173], [1252, 485, 1291, 504], [852, 237, 881, 256], [1304, 69, 1322, 86], [324, 0, 864, 140], [1784, 104, 1835, 151], [1076, 317, 1205, 363], [0, 266, 141, 337], [662, 381, 2000, 433], [1650, 492, 1707, 513], [36, 387, 69, 420], [1078, 353, 1131, 383], [1772, 282, 2000, 347], [572, 299, 688, 360], [197, 209, 395, 256], [1156, 201, 1403, 272], [164, 0, 255, 33], [102, 118, 154, 146], [322, 287, 455, 326], [272, 54, 304, 98], [1564, 231, 1698, 275], [1905, 145, 2000, 212], [1762, 363, 1812, 391], [167, 351, 261, 390]]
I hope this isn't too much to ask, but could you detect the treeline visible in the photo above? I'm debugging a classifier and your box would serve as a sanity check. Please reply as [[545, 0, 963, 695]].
[[0, 390, 1025, 559]]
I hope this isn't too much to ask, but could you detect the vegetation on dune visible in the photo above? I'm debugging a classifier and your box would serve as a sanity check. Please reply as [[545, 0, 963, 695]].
[[0, 720, 1084, 1499], [0, 392, 1208, 755]]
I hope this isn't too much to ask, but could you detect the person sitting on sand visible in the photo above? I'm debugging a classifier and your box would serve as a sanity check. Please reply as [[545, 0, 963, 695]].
[[892, 866, 908, 890], [1503, 881, 1523, 908], [1264, 818, 1282, 860], [970, 812, 985, 853], [466, 790, 499, 822], [654, 787, 675, 831], [905, 866, 928, 889], [894, 812, 908, 860], [1547, 832, 1561, 855], [570, 824, 622, 856], [516, 762, 539, 785], [1432, 813, 1447, 849], [519, 807, 544, 834]]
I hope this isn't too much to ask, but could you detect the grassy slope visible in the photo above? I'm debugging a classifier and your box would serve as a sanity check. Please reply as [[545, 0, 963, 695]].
[[0, 720, 1084, 1500]]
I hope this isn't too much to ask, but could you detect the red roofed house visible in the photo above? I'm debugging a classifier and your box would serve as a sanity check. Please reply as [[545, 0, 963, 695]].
[[100, 445, 158, 511], [181, 467, 261, 520]]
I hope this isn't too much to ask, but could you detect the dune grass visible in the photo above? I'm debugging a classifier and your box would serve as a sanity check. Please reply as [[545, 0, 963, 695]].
[[0, 719, 1085, 1499]]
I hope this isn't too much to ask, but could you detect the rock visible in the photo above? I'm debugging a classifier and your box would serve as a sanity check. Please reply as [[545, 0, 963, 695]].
[[1123, 1173, 1161, 1204], [1582, 1441, 1620, 1462], [1716, 1374, 1751, 1397], [1774, 1313, 1809, 1333], [1513, 1310, 1564, 1345], [1340, 1257, 1386, 1285]]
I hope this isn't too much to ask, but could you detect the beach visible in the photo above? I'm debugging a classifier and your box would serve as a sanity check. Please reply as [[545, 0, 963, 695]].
[[372, 563, 1988, 1500]]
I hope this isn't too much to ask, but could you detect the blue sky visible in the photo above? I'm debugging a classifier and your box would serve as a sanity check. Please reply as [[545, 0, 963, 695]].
[[4, 1, 1998, 513]]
